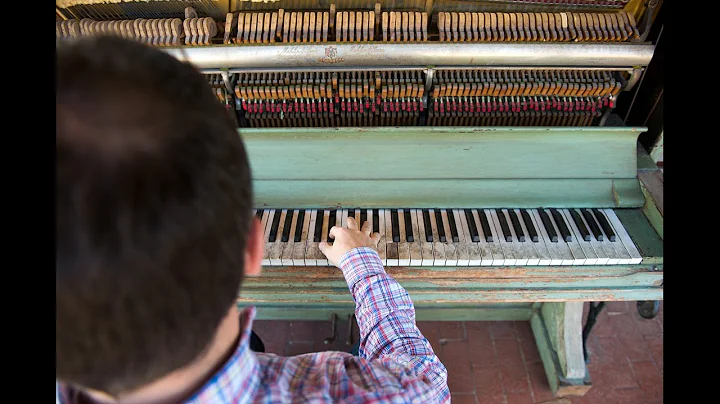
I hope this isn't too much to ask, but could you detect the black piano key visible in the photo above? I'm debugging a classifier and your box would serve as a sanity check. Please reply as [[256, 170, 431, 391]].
[[495, 209, 512, 242], [446, 210, 460, 242], [327, 210, 337, 240], [539, 209, 559, 242], [520, 210, 539, 242], [391, 209, 400, 242], [372, 210, 379, 233], [269, 210, 282, 242], [313, 210, 324, 242], [569, 209, 591, 242], [592, 209, 616, 242], [464, 209, 480, 242], [434, 210, 446, 242], [550, 209, 572, 242], [422, 209, 433, 242], [361, 209, 367, 228], [404, 210, 414, 242], [293, 210, 305, 242], [255, 210, 263, 219], [281, 210, 294, 242], [581, 208, 604, 241], [508, 210, 526, 242], [479, 210, 493, 242]]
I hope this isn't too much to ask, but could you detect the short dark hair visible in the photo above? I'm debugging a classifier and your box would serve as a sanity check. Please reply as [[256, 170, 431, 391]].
[[56, 36, 252, 395]]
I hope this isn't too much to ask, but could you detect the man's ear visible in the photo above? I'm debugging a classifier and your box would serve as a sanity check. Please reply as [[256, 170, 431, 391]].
[[244, 216, 264, 276]]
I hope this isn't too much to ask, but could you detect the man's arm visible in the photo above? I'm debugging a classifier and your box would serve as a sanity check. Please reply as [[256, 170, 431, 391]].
[[320, 218, 450, 402]]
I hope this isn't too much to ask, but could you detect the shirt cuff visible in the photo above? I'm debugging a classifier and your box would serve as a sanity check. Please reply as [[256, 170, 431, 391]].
[[338, 247, 386, 289]]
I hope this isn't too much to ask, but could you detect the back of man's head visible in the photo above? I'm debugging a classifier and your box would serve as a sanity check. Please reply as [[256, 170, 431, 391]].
[[56, 36, 252, 395]]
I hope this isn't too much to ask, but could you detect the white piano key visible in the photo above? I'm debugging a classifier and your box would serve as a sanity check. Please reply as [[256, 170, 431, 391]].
[[292, 210, 311, 265], [385, 210, 399, 266], [591, 209, 632, 264], [408, 209, 423, 266], [269, 209, 288, 266], [516, 209, 551, 266], [366, 209, 374, 235], [440, 209, 458, 266], [354, 209, 361, 224], [316, 210, 331, 266], [262, 209, 276, 266], [415, 209, 435, 266], [376, 209, 387, 265], [530, 209, 565, 266], [561, 209, 598, 265], [453, 209, 472, 266], [489, 209, 516, 266], [397, 209, 411, 266], [281, 209, 300, 266], [304, 210, 321, 266], [585, 210, 621, 265], [602, 209, 642, 264], [547, 209, 586, 266], [471, 209, 498, 266], [341, 209, 349, 228], [501, 209, 534, 266], [428, 209, 446, 266], [539, 209, 575, 265]]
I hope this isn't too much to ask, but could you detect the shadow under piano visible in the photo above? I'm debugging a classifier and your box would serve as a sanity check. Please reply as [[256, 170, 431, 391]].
[[56, 0, 664, 398]]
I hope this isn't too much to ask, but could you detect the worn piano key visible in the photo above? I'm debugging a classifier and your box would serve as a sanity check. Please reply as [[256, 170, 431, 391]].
[[581, 208, 604, 241], [262, 209, 276, 266], [435, 209, 447, 242], [327, 209, 337, 241], [422, 209, 433, 242], [489, 209, 516, 265], [304, 210, 320, 265], [408, 209, 423, 265], [452, 210, 471, 266], [520, 209, 539, 242], [573, 210, 610, 265], [473, 209, 502, 265], [376, 209, 387, 265], [360, 209, 367, 227], [404, 210, 415, 242], [458, 209, 482, 265], [501, 210, 532, 265], [509, 209, 526, 242], [415, 209, 434, 265], [561, 209, 598, 265], [391, 209, 400, 242], [602, 209, 643, 264], [281, 210, 299, 265], [341, 209, 349, 229], [269, 209, 288, 265], [397, 209, 411, 265], [464, 209, 481, 242], [447, 209, 460, 242], [569, 208, 592, 241], [517, 209, 551, 265], [385, 209, 399, 266], [373, 209, 380, 234], [428, 209, 446, 265], [479, 210, 494, 242], [440, 209, 458, 265], [544, 209, 578, 265], [538, 209, 559, 242], [592, 208, 617, 242], [281, 209, 294, 242], [316, 210, 331, 265], [550, 208, 573, 242], [290, 210, 311, 265], [269, 209, 282, 242]]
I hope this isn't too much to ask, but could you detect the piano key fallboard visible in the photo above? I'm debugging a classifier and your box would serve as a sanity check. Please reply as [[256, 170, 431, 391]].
[[254, 208, 642, 267]]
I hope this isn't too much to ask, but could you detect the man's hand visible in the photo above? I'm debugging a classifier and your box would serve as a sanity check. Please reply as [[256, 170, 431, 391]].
[[319, 217, 381, 267]]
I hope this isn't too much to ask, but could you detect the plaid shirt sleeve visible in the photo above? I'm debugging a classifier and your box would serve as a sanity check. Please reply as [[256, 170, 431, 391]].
[[338, 247, 450, 402]]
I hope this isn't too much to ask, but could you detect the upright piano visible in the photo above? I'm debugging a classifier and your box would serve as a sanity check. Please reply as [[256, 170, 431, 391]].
[[56, 0, 664, 397]]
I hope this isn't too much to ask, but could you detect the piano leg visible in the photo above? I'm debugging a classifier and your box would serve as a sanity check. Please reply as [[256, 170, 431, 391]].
[[531, 302, 592, 398]]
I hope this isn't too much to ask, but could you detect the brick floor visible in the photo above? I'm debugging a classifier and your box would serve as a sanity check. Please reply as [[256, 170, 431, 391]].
[[253, 301, 663, 403]]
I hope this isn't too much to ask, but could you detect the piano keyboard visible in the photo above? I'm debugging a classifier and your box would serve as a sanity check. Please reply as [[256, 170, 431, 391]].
[[254, 208, 642, 267]]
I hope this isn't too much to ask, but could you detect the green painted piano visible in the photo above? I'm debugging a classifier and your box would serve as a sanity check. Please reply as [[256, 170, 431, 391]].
[[57, 0, 664, 397]]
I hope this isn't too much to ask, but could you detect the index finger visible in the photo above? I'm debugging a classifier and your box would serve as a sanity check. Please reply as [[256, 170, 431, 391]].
[[347, 216, 359, 230]]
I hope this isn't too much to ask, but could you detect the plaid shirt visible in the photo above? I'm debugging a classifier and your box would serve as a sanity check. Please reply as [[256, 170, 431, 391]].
[[57, 247, 449, 403]]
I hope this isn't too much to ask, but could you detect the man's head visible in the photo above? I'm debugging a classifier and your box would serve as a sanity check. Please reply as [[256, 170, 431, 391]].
[[56, 36, 260, 395]]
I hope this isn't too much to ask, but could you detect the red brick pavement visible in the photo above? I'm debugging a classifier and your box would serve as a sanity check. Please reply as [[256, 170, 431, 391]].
[[252, 301, 663, 403]]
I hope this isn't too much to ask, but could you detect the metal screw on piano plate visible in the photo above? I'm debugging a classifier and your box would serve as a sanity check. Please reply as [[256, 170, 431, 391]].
[[652, 265, 659, 271], [324, 313, 337, 344]]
